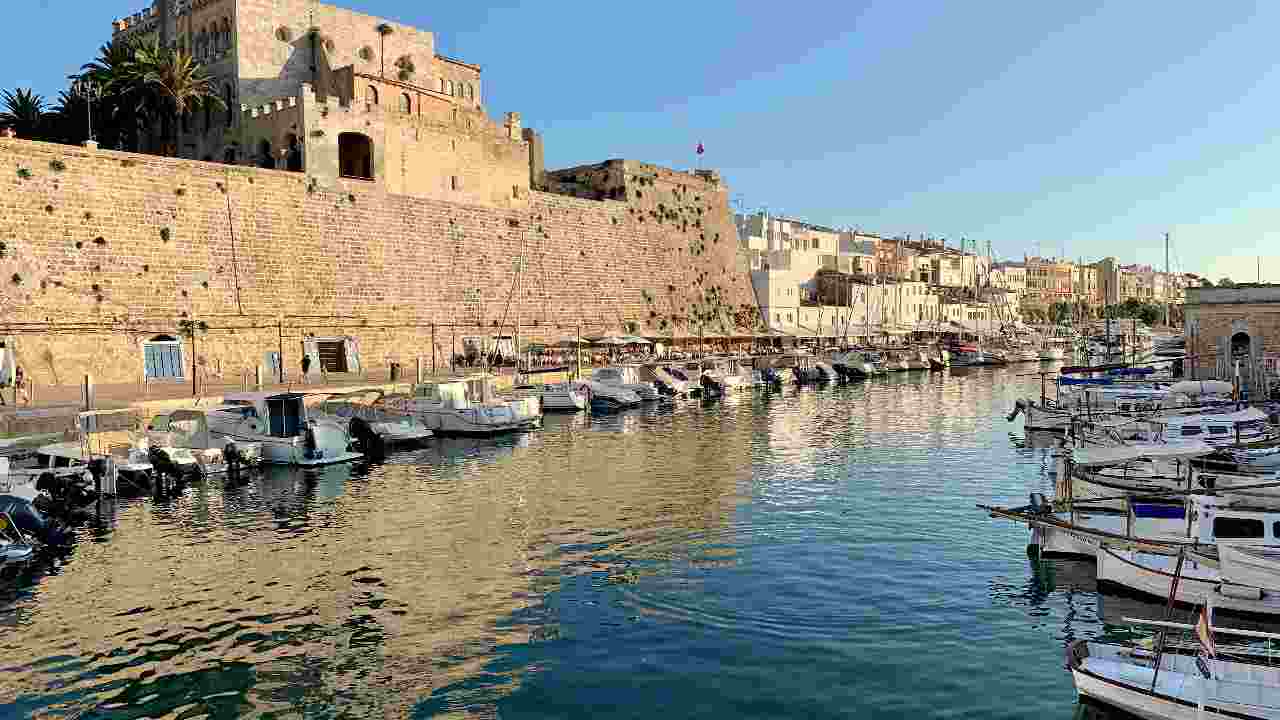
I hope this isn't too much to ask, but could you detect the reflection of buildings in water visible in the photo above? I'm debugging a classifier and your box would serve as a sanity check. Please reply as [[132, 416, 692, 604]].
[[3, 396, 750, 716]]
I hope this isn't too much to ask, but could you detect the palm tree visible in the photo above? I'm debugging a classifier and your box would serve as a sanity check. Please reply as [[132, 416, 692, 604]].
[[0, 88, 46, 138], [81, 39, 143, 150], [125, 40, 225, 156], [48, 88, 89, 144]]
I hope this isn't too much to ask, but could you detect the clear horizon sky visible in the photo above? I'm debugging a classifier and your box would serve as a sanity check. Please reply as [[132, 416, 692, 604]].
[[3, 1, 1278, 282]]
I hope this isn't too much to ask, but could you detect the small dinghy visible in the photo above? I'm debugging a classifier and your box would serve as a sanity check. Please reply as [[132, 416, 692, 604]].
[[0, 510, 35, 572]]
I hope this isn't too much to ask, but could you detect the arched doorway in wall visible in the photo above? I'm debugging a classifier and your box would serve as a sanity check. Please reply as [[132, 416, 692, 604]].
[[284, 133, 303, 171], [1232, 331, 1252, 362], [338, 132, 373, 179], [258, 139, 274, 169]]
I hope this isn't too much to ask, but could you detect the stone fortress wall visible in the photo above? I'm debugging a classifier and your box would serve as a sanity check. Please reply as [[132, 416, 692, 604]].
[[0, 138, 754, 386]]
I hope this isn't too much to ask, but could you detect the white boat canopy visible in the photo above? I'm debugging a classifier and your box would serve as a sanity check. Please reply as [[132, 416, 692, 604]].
[[1156, 407, 1267, 429], [1070, 441, 1217, 467]]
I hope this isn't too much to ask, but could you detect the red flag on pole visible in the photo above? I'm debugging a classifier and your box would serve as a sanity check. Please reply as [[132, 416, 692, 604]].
[[1196, 604, 1216, 658], [696, 142, 705, 155]]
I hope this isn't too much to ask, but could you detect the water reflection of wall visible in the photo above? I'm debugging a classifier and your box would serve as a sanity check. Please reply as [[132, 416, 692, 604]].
[[1, 403, 753, 717]]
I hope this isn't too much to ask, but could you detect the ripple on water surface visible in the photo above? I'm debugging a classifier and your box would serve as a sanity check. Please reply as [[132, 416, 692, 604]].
[[0, 368, 1174, 718]]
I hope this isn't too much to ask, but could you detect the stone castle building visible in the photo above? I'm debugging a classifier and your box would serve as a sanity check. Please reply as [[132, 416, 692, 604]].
[[111, 0, 533, 208], [0, 2, 753, 391]]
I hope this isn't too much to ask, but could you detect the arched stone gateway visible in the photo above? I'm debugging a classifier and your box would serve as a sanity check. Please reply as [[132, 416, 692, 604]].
[[257, 139, 274, 169], [1232, 331, 1252, 361]]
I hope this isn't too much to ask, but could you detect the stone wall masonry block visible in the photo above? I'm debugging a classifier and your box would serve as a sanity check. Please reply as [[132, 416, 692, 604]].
[[0, 140, 755, 385]]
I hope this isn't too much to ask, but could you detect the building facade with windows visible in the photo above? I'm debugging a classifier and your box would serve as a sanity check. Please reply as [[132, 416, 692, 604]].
[[109, 0, 528, 207]]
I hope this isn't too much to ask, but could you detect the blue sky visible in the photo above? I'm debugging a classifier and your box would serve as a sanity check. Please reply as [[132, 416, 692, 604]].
[[4, 0, 1278, 281]]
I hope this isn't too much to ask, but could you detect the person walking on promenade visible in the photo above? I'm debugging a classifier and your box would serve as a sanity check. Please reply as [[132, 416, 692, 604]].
[[301, 355, 311, 384], [15, 366, 27, 406]]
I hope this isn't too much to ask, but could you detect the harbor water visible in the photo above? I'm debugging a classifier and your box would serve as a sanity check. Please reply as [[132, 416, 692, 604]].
[[3, 367, 1151, 719]]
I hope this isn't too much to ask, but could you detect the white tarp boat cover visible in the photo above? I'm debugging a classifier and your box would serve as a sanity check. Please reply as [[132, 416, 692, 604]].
[[1071, 441, 1216, 467], [1157, 407, 1267, 429], [1167, 380, 1233, 396]]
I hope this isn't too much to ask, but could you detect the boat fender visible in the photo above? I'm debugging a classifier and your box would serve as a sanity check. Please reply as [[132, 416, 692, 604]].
[[1065, 639, 1089, 670], [1218, 582, 1264, 601]]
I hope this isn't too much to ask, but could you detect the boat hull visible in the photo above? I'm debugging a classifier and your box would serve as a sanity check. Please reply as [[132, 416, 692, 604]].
[[1071, 666, 1274, 720], [413, 410, 541, 436], [1096, 547, 1280, 617], [1218, 545, 1280, 591]]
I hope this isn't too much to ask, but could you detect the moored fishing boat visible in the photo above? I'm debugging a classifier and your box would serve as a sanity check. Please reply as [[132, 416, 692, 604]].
[[216, 392, 363, 465], [312, 390, 434, 452], [1067, 620, 1280, 720], [512, 381, 588, 411], [400, 378, 543, 435], [591, 365, 660, 401], [145, 407, 263, 476]]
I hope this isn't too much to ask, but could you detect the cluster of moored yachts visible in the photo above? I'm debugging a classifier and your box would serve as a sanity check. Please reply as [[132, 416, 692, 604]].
[[994, 358, 1280, 718], [0, 346, 1004, 574]]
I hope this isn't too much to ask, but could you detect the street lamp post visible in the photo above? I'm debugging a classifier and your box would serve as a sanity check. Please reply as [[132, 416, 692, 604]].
[[71, 77, 101, 144]]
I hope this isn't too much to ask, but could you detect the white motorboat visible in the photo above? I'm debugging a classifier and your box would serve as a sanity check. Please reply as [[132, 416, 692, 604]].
[[906, 350, 932, 371], [830, 350, 874, 380], [312, 390, 433, 452], [662, 365, 702, 396], [145, 408, 263, 476], [399, 378, 542, 435], [882, 351, 912, 372], [513, 381, 588, 411], [644, 365, 691, 396], [5, 440, 154, 497], [592, 366, 660, 401], [576, 380, 642, 411], [214, 392, 363, 466]]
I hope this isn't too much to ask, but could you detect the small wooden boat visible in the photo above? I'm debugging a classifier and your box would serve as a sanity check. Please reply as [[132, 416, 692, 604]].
[[1069, 624, 1280, 719]]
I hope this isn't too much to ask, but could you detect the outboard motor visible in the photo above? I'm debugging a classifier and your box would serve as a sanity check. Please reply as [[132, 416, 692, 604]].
[[348, 416, 383, 455], [762, 367, 781, 388], [700, 373, 721, 399], [1006, 398, 1028, 422], [1029, 492, 1053, 515], [0, 494, 70, 546], [87, 458, 110, 498], [148, 446, 184, 482]]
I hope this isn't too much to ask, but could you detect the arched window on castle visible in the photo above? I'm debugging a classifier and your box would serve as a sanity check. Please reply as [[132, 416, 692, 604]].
[[339, 133, 374, 180], [365, 85, 379, 109], [446, 80, 454, 96], [439, 78, 446, 93], [466, 83, 474, 100], [399, 93, 411, 114]]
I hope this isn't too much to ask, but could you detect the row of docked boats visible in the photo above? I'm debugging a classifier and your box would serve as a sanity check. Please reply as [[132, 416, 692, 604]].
[[990, 373, 1280, 717]]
